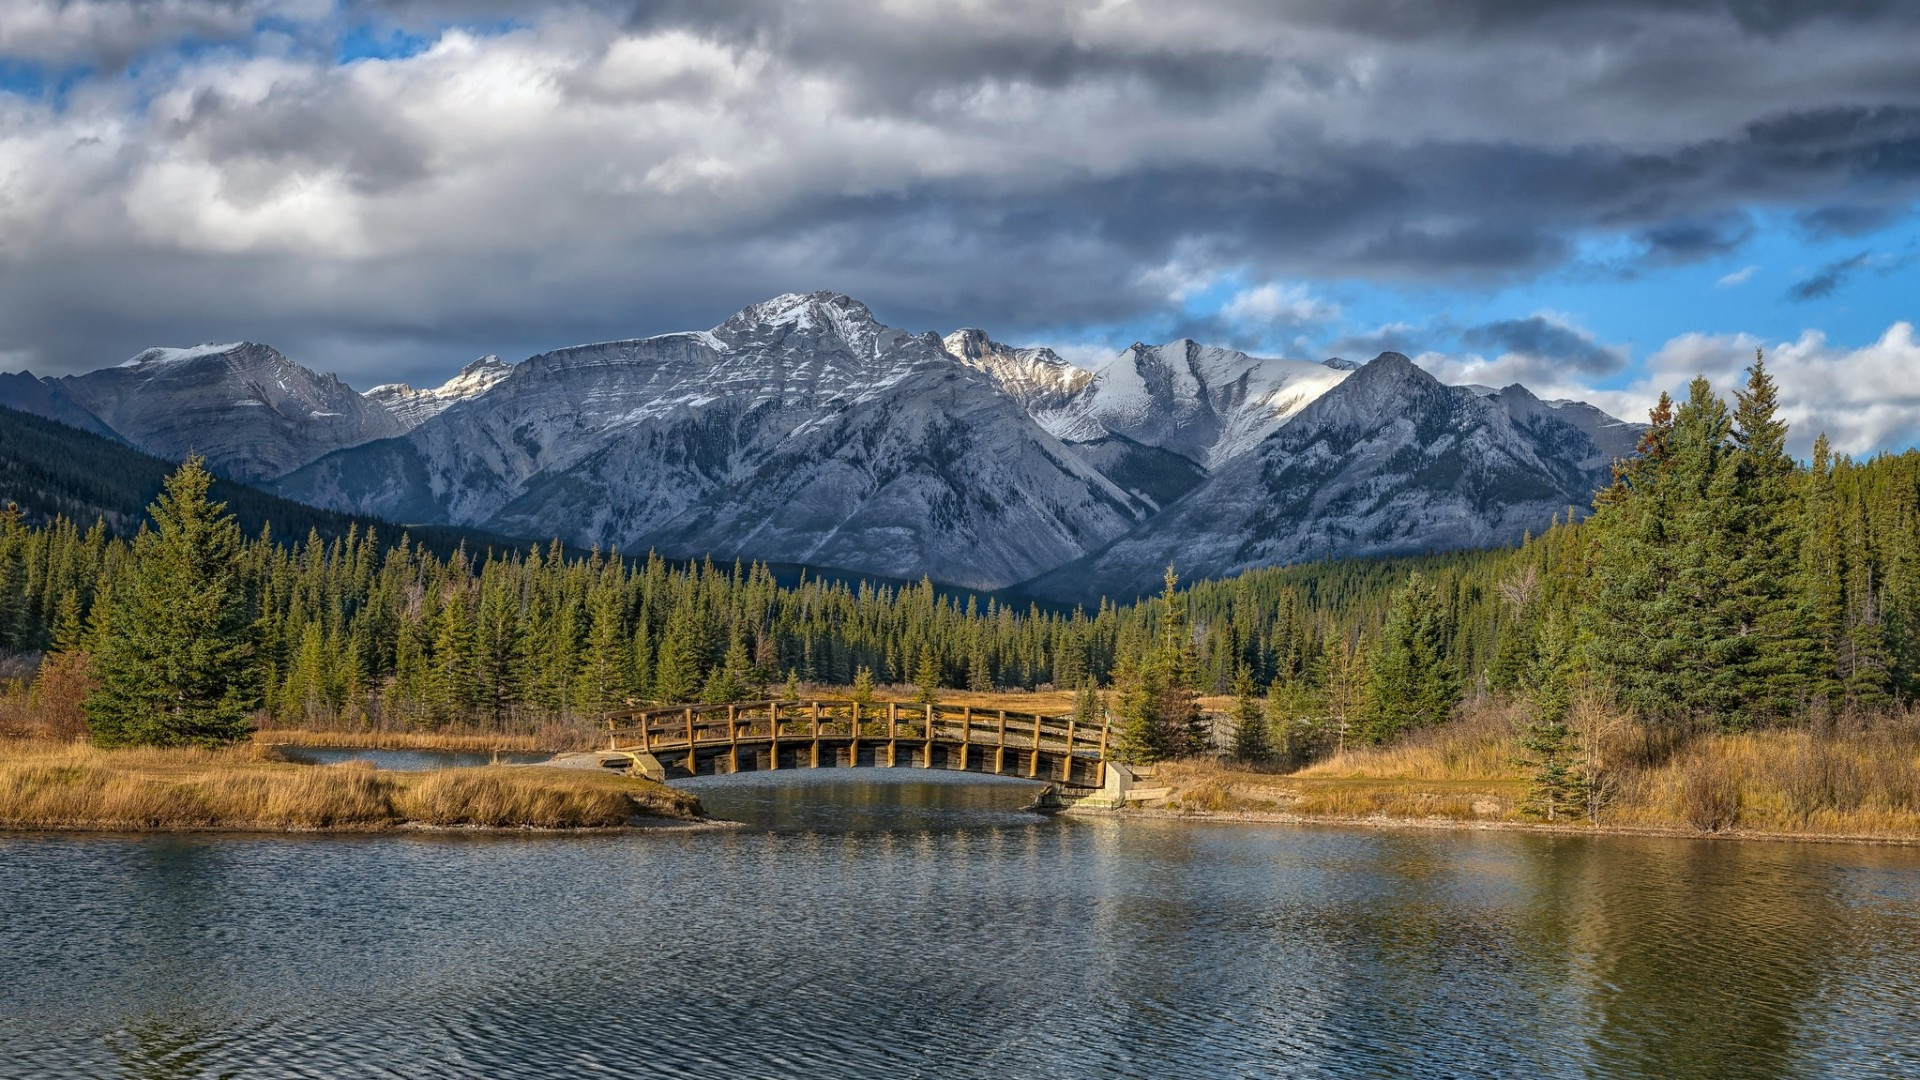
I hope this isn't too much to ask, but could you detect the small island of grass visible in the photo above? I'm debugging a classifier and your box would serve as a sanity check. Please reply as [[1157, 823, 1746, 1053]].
[[0, 737, 701, 832]]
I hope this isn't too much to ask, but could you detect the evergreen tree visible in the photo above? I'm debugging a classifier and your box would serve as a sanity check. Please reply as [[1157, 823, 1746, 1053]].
[[1513, 611, 1586, 820], [1228, 664, 1272, 764], [1111, 650, 1168, 764], [1727, 351, 1820, 723], [84, 458, 257, 747], [914, 644, 942, 705], [653, 600, 707, 704], [851, 665, 877, 705], [1071, 677, 1104, 730], [703, 633, 759, 703], [1361, 574, 1459, 743], [574, 587, 631, 713]]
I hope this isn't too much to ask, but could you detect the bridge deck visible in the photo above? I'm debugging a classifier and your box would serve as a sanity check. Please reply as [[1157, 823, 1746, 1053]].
[[606, 700, 1111, 788]]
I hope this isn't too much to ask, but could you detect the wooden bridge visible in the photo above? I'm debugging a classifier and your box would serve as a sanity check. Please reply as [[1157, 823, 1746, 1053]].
[[605, 700, 1112, 789]]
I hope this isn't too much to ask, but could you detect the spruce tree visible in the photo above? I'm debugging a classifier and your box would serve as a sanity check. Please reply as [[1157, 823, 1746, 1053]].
[[1361, 574, 1459, 743], [1228, 664, 1272, 764], [702, 633, 759, 703], [1514, 611, 1586, 820], [851, 665, 876, 705], [84, 457, 257, 747], [915, 644, 942, 705], [1728, 351, 1819, 723]]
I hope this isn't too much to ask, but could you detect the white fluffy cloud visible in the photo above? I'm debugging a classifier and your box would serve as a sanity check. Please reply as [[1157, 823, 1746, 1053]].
[[0, 1, 1918, 394], [1417, 321, 1920, 456]]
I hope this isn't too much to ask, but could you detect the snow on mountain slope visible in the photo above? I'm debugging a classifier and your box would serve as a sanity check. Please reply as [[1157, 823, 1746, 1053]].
[[1023, 352, 1631, 602], [276, 292, 1152, 589], [54, 342, 409, 482], [365, 356, 514, 428], [946, 333, 1351, 471]]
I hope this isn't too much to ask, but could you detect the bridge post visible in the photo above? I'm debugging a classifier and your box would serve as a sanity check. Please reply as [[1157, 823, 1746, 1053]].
[[1064, 717, 1076, 783], [1096, 720, 1109, 788], [727, 704, 740, 774], [768, 701, 780, 771], [810, 701, 821, 768], [1028, 714, 1042, 778], [849, 702, 860, 768], [922, 703, 935, 768], [887, 703, 898, 767], [995, 710, 1007, 774], [607, 717, 616, 751], [685, 706, 697, 775], [958, 706, 972, 771]]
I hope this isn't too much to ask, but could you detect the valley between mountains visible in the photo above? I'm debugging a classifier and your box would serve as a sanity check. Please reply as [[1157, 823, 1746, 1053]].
[[0, 291, 1640, 602]]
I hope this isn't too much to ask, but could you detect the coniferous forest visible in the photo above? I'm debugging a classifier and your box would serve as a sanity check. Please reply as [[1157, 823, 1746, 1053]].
[[5, 357, 1920, 769]]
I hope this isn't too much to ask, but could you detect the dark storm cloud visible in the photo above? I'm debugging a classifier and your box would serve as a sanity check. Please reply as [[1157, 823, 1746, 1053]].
[[4, 0, 1920, 382], [1787, 252, 1873, 300], [1463, 316, 1627, 375]]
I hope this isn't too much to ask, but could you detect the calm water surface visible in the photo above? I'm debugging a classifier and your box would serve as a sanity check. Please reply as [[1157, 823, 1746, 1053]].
[[3, 768, 1919, 1079], [274, 747, 552, 770]]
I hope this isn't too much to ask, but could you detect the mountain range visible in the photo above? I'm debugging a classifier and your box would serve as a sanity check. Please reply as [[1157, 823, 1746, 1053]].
[[0, 291, 1642, 600]]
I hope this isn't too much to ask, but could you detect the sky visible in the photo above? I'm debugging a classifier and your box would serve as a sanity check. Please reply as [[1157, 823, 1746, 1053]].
[[1, 0, 1918, 454]]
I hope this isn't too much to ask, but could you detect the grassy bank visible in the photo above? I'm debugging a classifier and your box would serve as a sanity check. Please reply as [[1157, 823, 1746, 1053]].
[[1143, 704, 1920, 842], [0, 739, 701, 831], [254, 728, 574, 753]]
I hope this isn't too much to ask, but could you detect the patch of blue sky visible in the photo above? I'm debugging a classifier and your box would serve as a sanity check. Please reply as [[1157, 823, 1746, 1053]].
[[335, 18, 524, 65], [0, 59, 92, 104]]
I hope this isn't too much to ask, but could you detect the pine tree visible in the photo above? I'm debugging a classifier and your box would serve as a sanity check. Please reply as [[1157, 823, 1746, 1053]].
[[84, 458, 257, 747], [1728, 351, 1820, 723], [653, 600, 707, 704], [1514, 611, 1586, 820], [851, 665, 877, 705], [914, 644, 942, 705], [782, 669, 802, 702], [427, 585, 481, 725], [1361, 574, 1459, 743], [574, 587, 631, 713], [1228, 664, 1272, 765], [703, 633, 759, 703], [1071, 677, 1104, 730], [1111, 649, 1168, 764]]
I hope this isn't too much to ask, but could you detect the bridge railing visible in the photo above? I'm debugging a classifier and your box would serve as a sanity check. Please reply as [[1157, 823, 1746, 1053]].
[[604, 699, 1111, 761]]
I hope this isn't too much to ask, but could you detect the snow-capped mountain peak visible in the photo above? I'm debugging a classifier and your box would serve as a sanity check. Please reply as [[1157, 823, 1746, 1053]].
[[364, 355, 514, 428], [119, 342, 249, 368]]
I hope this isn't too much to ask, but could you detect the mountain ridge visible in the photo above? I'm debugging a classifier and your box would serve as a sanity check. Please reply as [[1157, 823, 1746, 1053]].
[[0, 291, 1641, 600]]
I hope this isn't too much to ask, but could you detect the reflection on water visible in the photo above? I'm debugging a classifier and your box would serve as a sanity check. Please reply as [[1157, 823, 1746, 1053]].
[[274, 746, 551, 771], [2, 772, 1918, 1079]]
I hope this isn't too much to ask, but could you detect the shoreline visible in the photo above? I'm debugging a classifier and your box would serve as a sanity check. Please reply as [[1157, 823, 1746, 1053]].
[[1079, 803, 1920, 848]]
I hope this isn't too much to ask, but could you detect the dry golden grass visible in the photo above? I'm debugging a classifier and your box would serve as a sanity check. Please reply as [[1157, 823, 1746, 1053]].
[[1295, 703, 1524, 782], [1149, 703, 1920, 839], [1613, 724, 1920, 837], [1153, 756, 1519, 821], [0, 738, 700, 831], [255, 728, 564, 753]]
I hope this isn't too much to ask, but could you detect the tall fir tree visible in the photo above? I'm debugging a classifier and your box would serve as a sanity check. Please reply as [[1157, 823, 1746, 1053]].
[[84, 458, 257, 747]]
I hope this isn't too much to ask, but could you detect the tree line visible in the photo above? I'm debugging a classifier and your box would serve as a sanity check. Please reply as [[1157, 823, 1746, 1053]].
[[4, 355, 1920, 765]]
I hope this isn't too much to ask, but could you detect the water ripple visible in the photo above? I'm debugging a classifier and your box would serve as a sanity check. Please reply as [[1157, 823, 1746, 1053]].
[[2, 777, 1918, 1078]]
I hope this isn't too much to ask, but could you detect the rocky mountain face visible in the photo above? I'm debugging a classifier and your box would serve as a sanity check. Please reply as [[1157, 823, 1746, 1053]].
[[1024, 353, 1630, 601], [4, 291, 1641, 599], [274, 293, 1151, 589], [49, 343, 410, 483], [364, 356, 513, 428]]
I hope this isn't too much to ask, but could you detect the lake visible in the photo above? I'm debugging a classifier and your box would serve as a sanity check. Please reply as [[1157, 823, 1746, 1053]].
[[2, 769, 1917, 1078]]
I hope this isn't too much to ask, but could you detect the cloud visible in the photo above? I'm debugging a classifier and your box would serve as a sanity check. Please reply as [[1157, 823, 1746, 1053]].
[[1218, 282, 1339, 328], [1716, 264, 1758, 287], [1413, 320, 1920, 457], [1631, 322, 1920, 456], [1787, 251, 1873, 300], [0, 1, 1919, 384], [1415, 312, 1628, 390]]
